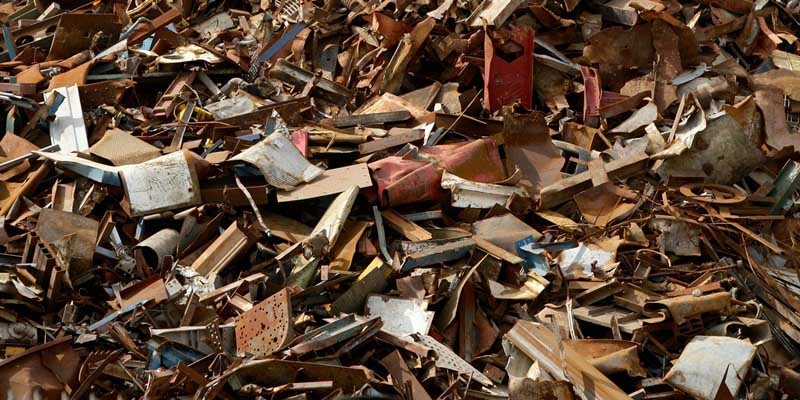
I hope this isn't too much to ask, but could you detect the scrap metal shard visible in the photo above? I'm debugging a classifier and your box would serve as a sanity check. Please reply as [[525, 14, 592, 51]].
[[502, 108, 564, 189], [505, 320, 630, 399], [414, 334, 493, 386], [302, 185, 359, 258]]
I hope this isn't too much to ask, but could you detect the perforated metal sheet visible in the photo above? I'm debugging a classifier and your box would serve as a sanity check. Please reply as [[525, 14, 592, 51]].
[[206, 319, 224, 354], [415, 334, 493, 386], [235, 288, 293, 357]]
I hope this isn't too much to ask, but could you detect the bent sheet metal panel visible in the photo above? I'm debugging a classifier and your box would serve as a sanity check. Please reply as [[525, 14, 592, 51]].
[[119, 151, 202, 216], [441, 171, 527, 209], [664, 336, 756, 400], [229, 134, 324, 190], [36, 208, 98, 277], [366, 295, 433, 336]]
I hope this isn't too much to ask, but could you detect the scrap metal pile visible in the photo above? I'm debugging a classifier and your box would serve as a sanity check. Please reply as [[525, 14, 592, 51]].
[[2, 0, 800, 397]]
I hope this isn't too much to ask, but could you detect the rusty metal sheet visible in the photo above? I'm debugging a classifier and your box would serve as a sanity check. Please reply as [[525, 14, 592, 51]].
[[368, 156, 443, 207], [77, 79, 133, 108], [0, 336, 81, 400], [575, 183, 640, 227], [540, 151, 649, 208], [501, 109, 564, 189], [235, 288, 293, 358], [277, 163, 372, 202], [89, 129, 161, 166], [424, 138, 507, 183], [48, 59, 93, 90], [329, 220, 370, 271], [300, 186, 359, 259], [0, 15, 59, 61], [46, 14, 122, 61], [222, 359, 373, 392], [108, 276, 169, 310], [0, 132, 38, 181], [200, 179, 269, 207], [584, 24, 653, 69], [563, 339, 646, 377], [36, 208, 98, 279]]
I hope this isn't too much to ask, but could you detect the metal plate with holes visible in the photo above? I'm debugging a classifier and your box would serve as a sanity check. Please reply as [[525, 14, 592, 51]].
[[235, 288, 293, 357], [206, 319, 224, 354], [414, 334, 493, 386]]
